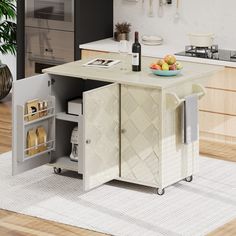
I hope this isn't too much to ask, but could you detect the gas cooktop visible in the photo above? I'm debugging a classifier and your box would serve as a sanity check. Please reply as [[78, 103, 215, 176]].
[[175, 45, 236, 62]]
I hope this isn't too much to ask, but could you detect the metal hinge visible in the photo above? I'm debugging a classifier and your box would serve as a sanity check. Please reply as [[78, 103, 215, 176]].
[[48, 78, 55, 87]]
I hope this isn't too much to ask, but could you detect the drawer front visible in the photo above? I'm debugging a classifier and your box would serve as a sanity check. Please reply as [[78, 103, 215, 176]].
[[199, 88, 236, 115], [25, 27, 74, 61], [205, 67, 236, 91], [81, 49, 108, 59], [200, 111, 236, 138]]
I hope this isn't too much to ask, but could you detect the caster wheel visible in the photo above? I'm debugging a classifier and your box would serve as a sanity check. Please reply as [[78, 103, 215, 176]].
[[53, 167, 62, 174], [185, 175, 193, 182], [156, 188, 165, 196]]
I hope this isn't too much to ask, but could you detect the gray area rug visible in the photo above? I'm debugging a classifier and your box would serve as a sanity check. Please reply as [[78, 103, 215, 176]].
[[0, 152, 236, 236]]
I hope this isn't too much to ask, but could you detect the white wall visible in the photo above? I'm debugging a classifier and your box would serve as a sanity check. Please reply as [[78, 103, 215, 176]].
[[114, 0, 236, 49], [0, 54, 16, 80]]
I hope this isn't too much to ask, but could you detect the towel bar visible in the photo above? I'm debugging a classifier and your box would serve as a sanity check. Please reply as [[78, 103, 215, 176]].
[[166, 84, 206, 109]]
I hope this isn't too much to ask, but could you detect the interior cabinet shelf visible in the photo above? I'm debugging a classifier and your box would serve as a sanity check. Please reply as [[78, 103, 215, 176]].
[[56, 112, 79, 123], [50, 156, 79, 172]]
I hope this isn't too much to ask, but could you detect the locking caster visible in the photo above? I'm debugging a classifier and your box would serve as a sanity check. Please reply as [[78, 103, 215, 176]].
[[156, 188, 165, 196], [185, 175, 193, 182], [53, 167, 62, 174]]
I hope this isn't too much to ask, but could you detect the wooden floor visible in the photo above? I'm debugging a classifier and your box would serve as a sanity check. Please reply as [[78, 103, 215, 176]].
[[0, 209, 107, 236], [0, 94, 235, 236]]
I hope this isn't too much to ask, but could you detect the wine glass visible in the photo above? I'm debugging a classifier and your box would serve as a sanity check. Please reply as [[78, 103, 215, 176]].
[[118, 40, 129, 70]]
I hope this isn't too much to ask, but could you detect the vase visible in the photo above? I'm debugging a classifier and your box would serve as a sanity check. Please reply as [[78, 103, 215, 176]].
[[0, 64, 13, 100], [114, 32, 130, 42]]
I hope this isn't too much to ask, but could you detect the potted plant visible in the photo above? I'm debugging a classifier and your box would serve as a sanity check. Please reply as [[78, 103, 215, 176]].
[[0, 0, 16, 100], [114, 22, 131, 42]]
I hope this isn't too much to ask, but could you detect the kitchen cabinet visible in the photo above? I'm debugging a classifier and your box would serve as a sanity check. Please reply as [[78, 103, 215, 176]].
[[199, 67, 236, 161], [81, 50, 109, 59], [13, 54, 221, 194], [13, 74, 119, 191]]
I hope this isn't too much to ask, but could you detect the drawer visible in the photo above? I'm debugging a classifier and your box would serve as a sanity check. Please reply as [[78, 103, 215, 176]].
[[81, 49, 109, 59], [205, 67, 236, 91], [199, 88, 236, 115], [25, 27, 74, 61], [200, 111, 236, 138]]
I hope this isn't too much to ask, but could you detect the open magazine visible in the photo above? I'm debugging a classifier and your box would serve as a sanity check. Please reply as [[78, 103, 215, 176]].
[[83, 58, 120, 68]]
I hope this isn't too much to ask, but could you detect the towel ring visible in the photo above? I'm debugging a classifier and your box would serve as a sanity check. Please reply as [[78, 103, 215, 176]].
[[166, 84, 206, 110]]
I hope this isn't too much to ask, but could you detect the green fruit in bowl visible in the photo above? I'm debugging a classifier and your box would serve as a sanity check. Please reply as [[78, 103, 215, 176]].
[[164, 55, 176, 65], [162, 63, 169, 71], [157, 59, 165, 66], [176, 62, 183, 70]]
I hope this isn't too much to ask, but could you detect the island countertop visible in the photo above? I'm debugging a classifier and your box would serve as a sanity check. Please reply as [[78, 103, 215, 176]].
[[43, 53, 223, 90]]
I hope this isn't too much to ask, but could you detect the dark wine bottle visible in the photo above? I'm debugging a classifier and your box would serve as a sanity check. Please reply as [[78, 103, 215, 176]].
[[132, 31, 141, 72]]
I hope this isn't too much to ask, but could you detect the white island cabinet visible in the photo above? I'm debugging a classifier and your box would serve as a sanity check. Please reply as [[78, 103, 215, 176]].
[[12, 53, 223, 195]]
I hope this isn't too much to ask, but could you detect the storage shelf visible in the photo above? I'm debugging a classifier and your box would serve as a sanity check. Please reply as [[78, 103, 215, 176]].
[[24, 147, 54, 162], [24, 113, 55, 126], [56, 112, 79, 123], [50, 156, 78, 172]]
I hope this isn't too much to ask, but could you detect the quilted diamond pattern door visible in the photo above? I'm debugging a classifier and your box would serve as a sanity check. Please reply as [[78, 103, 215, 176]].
[[121, 85, 161, 186], [83, 83, 119, 191]]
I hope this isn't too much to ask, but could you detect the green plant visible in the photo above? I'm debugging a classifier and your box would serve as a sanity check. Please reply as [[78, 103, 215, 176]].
[[0, 0, 16, 55], [115, 22, 131, 34]]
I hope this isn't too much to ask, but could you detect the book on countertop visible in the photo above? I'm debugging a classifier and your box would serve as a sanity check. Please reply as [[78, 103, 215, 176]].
[[83, 58, 120, 68]]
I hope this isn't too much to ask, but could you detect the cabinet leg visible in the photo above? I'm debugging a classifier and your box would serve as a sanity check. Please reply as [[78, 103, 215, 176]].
[[53, 167, 62, 174]]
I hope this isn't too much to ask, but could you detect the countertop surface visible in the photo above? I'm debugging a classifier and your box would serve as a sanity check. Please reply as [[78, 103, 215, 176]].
[[80, 38, 236, 68], [43, 53, 223, 90]]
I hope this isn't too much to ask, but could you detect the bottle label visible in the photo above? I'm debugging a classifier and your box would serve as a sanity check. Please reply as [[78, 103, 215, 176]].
[[132, 53, 139, 66]]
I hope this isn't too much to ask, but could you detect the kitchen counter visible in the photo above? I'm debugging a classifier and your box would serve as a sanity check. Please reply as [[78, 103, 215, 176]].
[[43, 53, 223, 90], [80, 38, 236, 68]]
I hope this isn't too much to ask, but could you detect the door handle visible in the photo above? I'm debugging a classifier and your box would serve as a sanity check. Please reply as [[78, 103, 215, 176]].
[[86, 139, 91, 144], [121, 129, 127, 134]]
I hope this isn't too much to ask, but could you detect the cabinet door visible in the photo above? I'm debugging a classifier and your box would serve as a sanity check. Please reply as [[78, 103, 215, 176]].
[[12, 74, 54, 175], [82, 83, 119, 191], [120, 85, 161, 186]]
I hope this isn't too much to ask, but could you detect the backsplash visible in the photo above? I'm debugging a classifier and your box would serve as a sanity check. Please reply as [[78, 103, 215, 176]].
[[114, 0, 236, 49]]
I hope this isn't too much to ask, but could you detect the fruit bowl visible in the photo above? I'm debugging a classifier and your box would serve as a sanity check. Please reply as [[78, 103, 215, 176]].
[[151, 69, 182, 77], [150, 54, 183, 78]]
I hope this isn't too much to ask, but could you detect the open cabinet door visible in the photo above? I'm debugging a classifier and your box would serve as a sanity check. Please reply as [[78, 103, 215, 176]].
[[12, 74, 55, 175], [82, 83, 119, 191]]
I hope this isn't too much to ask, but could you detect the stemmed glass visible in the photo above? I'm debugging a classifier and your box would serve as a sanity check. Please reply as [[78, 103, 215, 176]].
[[118, 40, 129, 70]]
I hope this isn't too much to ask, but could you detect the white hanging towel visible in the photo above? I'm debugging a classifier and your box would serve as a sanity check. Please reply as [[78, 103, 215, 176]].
[[182, 94, 199, 144]]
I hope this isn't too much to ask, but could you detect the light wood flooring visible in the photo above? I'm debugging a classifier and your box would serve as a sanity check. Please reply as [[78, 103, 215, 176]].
[[0, 209, 108, 236], [0, 94, 235, 236]]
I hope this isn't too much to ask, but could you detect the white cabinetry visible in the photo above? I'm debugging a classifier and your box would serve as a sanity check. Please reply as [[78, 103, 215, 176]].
[[13, 71, 204, 194], [13, 74, 119, 191]]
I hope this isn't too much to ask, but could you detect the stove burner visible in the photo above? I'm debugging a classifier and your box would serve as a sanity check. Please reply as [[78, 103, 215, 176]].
[[185, 45, 219, 59], [230, 52, 236, 60]]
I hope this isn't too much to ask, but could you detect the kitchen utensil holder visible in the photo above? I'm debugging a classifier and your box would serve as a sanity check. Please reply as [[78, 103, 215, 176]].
[[166, 84, 206, 109]]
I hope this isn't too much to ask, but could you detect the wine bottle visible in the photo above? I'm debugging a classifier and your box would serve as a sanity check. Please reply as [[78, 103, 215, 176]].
[[132, 31, 141, 72]]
